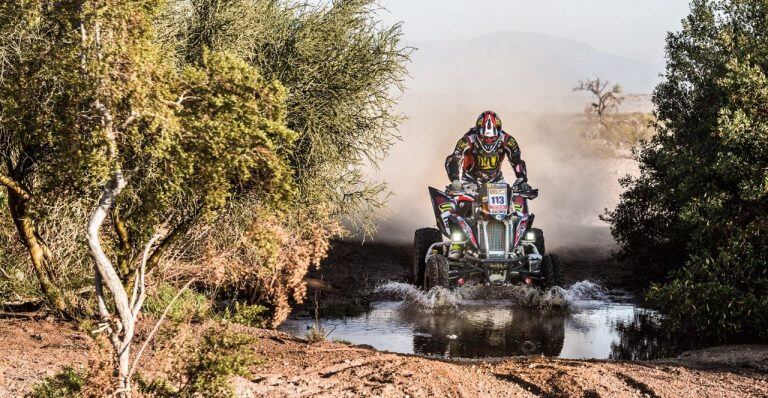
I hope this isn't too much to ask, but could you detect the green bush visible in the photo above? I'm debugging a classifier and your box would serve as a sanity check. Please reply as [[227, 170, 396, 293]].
[[223, 301, 268, 328], [333, 338, 353, 345], [602, 113, 655, 145], [27, 367, 85, 398], [159, 0, 409, 234], [305, 325, 326, 344], [140, 325, 258, 398], [0, 0, 407, 334], [606, 0, 768, 342], [143, 284, 212, 323]]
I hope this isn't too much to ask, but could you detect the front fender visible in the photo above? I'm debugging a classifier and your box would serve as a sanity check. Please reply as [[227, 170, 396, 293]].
[[448, 214, 478, 249], [429, 186, 456, 237]]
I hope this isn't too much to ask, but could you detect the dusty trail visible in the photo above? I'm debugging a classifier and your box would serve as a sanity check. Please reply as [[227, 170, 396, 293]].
[[245, 327, 768, 398], [2, 319, 767, 397], [2, 241, 767, 397]]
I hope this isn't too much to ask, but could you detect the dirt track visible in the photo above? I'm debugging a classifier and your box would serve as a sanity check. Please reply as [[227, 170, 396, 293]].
[[246, 326, 768, 398], [2, 241, 767, 397], [1, 319, 767, 397]]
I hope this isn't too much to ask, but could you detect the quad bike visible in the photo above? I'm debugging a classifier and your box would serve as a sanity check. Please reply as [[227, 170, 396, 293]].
[[413, 179, 563, 290]]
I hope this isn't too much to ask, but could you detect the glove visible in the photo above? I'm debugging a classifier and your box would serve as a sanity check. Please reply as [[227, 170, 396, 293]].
[[450, 180, 463, 191], [512, 180, 531, 193]]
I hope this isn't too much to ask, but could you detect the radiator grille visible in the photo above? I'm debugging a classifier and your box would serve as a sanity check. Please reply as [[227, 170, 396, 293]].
[[480, 221, 507, 257]]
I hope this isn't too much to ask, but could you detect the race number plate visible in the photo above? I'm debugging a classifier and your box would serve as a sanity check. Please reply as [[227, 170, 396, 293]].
[[487, 187, 507, 215]]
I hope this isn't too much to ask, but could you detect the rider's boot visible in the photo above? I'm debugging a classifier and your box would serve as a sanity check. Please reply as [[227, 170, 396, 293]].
[[448, 243, 463, 260]]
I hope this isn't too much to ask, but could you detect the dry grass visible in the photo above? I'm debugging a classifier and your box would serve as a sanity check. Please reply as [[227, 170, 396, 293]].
[[158, 195, 342, 327], [305, 326, 326, 344], [576, 112, 656, 158], [0, 197, 93, 313]]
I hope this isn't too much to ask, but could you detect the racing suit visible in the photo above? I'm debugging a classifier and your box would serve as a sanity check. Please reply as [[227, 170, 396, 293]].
[[444, 128, 527, 185]]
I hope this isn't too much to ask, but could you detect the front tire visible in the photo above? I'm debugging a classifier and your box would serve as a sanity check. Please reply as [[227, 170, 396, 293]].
[[413, 228, 443, 286], [424, 254, 450, 290], [541, 254, 563, 288]]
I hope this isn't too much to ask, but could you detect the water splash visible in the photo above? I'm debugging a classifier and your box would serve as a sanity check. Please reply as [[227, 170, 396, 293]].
[[374, 280, 611, 312], [374, 282, 460, 313], [565, 280, 610, 301]]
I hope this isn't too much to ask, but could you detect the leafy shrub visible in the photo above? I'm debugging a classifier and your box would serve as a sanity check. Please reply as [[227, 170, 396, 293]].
[[0, 0, 406, 333], [305, 326, 326, 344], [333, 338, 352, 345], [143, 283, 212, 323], [0, 199, 93, 314], [576, 112, 656, 157], [27, 367, 85, 398], [602, 113, 655, 145], [607, 0, 768, 341], [161, 198, 341, 327], [140, 324, 258, 398], [223, 301, 268, 328], [159, 0, 409, 235]]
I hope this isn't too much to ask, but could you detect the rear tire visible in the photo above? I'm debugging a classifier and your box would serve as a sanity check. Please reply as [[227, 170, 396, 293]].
[[424, 254, 450, 290], [541, 254, 563, 288], [413, 228, 443, 286]]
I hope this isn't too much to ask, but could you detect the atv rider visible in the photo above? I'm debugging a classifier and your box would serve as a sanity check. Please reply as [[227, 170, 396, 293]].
[[444, 110, 530, 258], [445, 110, 528, 188]]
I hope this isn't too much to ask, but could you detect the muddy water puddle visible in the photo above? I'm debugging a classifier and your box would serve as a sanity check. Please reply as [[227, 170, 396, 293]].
[[280, 281, 677, 360]]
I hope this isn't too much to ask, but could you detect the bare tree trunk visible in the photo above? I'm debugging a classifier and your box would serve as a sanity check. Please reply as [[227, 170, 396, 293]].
[[89, 171, 133, 395], [6, 188, 69, 314], [81, 18, 139, 395], [111, 208, 132, 283], [146, 211, 198, 273]]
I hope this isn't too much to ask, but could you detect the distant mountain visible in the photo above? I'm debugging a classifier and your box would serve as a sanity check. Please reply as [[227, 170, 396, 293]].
[[405, 31, 663, 112]]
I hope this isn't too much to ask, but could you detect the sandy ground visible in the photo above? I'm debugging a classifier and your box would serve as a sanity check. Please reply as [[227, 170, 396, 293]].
[[3, 240, 767, 397], [1, 319, 767, 397], [0, 319, 91, 396], [246, 328, 768, 398]]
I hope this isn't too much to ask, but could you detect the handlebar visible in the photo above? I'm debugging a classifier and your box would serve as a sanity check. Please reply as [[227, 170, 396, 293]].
[[511, 178, 538, 199], [446, 182, 478, 195], [515, 188, 539, 200], [446, 182, 538, 199]]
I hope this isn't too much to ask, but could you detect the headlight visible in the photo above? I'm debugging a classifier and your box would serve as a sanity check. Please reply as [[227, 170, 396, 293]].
[[451, 230, 464, 242], [525, 231, 536, 241]]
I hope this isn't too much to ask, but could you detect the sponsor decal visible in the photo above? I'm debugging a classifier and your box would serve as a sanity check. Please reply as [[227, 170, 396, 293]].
[[507, 137, 518, 150], [457, 218, 477, 247], [517, 219, 528, 243], [477, 155, 499, 170], [440, 211, 451, 232], [438, 202, 454, 213], [438, 201, 455, 232], [513, 203, 523, 213], [488, 187, 507, 215]]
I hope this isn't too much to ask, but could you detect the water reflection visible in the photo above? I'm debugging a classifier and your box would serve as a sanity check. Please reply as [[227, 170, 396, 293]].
[[405, 305, 565, 357], [280, 282, 680, 360], [609, 309, 683, 360]]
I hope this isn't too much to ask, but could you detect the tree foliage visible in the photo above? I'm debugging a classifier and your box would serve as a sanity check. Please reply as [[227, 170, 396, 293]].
[[606, 0, 768, 341], [0, 0, 299, 394], [0, 3, 408, 380], [159, 0, 410, 233]]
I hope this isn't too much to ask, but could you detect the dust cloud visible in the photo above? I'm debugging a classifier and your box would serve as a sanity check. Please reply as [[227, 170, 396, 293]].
[[368, 95, 640, 253], [363, 32, 654, 252]]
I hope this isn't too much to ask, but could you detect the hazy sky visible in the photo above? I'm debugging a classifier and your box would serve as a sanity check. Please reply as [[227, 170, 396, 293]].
[[376, 0, 692, 64]]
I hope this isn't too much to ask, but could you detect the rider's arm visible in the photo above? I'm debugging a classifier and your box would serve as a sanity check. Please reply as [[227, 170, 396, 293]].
[[445, 136, 471, 181], [505, 136, 527, 182]]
